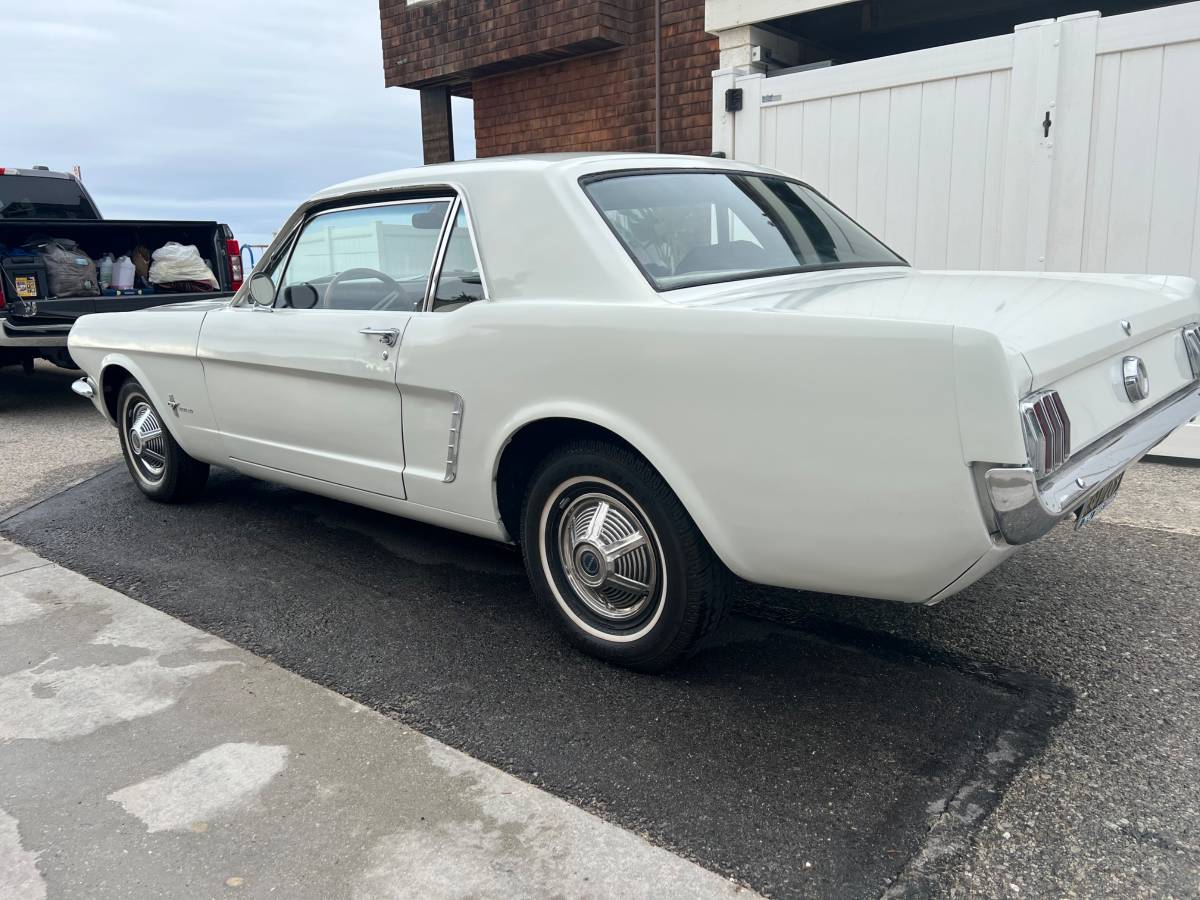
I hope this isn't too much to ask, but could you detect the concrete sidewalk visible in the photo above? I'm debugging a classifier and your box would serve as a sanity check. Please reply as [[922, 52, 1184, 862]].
[[0, 539, 750, 899]]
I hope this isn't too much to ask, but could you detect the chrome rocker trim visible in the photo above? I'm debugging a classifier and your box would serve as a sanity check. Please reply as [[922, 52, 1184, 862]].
[[985, 380, 1200, 545]]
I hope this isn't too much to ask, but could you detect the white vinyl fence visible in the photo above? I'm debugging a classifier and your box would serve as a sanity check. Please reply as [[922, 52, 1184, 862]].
[[712, 2, 1200, 457], [713, 3, 1200, 280]]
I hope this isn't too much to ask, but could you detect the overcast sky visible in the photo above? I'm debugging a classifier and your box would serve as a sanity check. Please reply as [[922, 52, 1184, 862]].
[[1, 0, 474, 245]]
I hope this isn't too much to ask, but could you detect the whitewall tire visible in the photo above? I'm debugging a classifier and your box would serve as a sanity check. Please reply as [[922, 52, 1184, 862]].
[[520, 440, 731, 671], [116, 379, 209, 503]]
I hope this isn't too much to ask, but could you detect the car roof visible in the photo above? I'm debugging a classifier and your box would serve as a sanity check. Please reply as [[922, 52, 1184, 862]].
[[309, 153, 782, 204]]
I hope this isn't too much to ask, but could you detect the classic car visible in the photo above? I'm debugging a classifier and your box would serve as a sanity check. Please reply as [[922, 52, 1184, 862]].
[[68, 154, 1200, 670]]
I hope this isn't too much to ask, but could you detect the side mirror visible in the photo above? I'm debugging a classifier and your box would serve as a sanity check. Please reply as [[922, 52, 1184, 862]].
[[248, 272, 276, 307]]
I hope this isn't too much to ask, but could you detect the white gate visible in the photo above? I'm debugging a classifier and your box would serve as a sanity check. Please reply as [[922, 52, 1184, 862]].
[[712, 1, 1200, 457]]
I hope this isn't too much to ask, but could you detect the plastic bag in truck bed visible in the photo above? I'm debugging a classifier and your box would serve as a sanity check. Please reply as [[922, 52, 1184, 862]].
[[27, 238, 98, 298], [149, 242, 218, 289]]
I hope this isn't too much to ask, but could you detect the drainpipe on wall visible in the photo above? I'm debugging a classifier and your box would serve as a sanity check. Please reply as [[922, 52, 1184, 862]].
[[654, 0, 662, 153]]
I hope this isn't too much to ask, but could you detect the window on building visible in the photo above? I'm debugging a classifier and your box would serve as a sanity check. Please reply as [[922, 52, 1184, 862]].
[[761, 0, 1190, 70]]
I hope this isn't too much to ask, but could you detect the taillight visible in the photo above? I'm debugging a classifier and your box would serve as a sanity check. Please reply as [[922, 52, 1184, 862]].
[[226, 239, 243, 289], [1020, 390, 1071, 478], [1185, 324, 1200, 378]]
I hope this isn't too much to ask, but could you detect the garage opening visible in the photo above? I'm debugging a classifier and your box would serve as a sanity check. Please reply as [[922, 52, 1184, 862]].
[[758, 0, 1195, 69]]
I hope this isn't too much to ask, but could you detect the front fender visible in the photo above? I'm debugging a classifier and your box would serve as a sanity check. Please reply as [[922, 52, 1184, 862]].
[[97, 353, 160, 426], [94, 351, 222, 463]]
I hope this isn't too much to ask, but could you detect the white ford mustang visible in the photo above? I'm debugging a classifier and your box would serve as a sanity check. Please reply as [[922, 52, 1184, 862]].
[[69, 154, 1200, 669]]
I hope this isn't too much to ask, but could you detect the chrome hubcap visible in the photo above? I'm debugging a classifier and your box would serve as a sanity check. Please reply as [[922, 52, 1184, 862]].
[[127, 401, 166, 480], [557, 492, 658, 622]]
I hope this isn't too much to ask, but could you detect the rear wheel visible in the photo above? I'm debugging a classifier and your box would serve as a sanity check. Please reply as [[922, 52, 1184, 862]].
[[520, 440, 731, 671], [116, 379, 209, 503]]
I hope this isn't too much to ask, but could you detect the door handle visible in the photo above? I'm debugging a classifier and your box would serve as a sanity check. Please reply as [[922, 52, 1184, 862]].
[[359, 327, 400, 347]]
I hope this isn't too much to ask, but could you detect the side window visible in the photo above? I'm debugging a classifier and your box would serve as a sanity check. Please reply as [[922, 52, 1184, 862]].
[[277, 200, 450, 311], [432, 207, 485, 312]]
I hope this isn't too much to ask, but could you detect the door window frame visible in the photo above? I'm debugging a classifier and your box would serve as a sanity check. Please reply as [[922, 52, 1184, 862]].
[[426, 195, 489, 311], [255, 191, 490, 313], [270, 196, 453, 310]]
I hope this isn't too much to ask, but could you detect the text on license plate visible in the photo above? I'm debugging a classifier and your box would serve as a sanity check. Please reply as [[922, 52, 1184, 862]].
[[1074, 474, 1123, 531]]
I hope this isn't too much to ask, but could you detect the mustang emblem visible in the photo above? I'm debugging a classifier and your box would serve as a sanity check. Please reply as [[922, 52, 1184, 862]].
[[165, 394, 193, 415]]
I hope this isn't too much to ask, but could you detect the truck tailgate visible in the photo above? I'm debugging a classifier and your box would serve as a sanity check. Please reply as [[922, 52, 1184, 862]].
[[5, 291, 235, 331]]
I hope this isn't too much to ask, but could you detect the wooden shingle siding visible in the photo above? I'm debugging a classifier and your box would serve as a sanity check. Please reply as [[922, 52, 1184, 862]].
[[380, 0, 636, 90], [379, 0, 717, 158]]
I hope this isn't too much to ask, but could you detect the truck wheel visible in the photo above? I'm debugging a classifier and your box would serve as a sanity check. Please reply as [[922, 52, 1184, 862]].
[[116, 379, 209, 503], [39, 349, 79, 370], [520, 440, 731, 671]]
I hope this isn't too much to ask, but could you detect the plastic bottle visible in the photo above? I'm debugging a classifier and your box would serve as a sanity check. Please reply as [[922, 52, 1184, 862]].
[[98, 253, 114, 289], [112, 256, 135, 291]]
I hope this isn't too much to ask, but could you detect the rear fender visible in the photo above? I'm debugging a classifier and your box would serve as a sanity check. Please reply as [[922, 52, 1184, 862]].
[[489, 401, 737, 570]]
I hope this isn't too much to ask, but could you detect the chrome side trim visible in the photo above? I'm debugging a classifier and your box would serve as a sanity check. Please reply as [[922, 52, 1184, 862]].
[[71, 377, 95, 399], [986, 379, 1200, 544], [443, 394, 464, 483]]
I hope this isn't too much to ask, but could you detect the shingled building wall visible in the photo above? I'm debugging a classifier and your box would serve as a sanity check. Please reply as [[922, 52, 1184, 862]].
[[378, 0, 717, 160]]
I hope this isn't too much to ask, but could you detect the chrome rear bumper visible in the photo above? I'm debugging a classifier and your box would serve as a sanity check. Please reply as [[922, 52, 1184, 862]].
[[71, 377, 96, 399], [985, 380, 1200, 544]]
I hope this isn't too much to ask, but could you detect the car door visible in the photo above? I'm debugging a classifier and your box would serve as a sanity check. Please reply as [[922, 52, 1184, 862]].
[[198, 197, 453, 499], [393, 200, 490, 506]]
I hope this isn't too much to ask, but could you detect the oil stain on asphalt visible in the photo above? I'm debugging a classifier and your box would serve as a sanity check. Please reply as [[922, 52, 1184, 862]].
[[2, 469, 1068, 898]]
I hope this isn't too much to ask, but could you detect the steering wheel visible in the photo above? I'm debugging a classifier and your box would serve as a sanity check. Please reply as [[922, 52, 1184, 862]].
[[322, 268, 404, 310]]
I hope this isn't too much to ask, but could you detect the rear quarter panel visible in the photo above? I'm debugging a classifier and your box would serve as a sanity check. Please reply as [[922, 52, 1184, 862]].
[[399, 300, 996, 602]]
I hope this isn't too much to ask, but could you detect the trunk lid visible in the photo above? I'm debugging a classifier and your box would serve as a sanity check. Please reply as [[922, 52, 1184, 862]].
[[671, 267, 1200, 451], [671, 267, 1199, 386]]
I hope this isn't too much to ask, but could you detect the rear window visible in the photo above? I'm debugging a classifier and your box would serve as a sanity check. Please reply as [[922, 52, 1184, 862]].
[[0, 176, 98, 220], [583, 171, 905, 290]]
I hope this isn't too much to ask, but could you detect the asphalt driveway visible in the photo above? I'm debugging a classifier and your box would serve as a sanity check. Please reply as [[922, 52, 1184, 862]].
[[0, 464, 1104, 897], [0, 361, 117, 516], [1, 370, 1196, 896]]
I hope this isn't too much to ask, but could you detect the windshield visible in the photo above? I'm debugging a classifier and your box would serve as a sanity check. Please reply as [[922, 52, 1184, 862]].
[[0, 175, 99, 220], [584, 171, 905, 290]]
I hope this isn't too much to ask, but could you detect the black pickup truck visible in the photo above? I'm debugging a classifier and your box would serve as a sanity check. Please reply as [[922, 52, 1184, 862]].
[[0, 166, 242, 370]]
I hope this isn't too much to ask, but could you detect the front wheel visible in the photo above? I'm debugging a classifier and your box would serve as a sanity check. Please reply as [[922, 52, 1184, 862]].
[[520, 440, 731, 671], [116, 379, 209, 503]]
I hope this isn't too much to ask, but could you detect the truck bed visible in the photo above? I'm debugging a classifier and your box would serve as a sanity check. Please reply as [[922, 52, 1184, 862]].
[[1, 218, 238, 330]]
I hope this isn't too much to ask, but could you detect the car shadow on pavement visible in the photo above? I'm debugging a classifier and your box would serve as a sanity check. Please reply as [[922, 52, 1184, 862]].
[[2, 468, 1070, 899]]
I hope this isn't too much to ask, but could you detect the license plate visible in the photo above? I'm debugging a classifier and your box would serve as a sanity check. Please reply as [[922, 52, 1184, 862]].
[[1074, 474, 1123, 531]]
